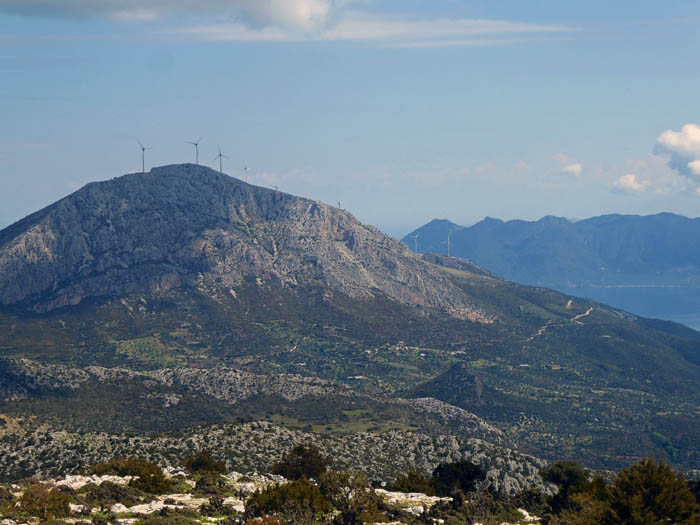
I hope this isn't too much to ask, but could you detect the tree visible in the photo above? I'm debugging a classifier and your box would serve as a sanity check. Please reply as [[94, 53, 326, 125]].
[[390, 470, 436, 496], [319, 470, 387, 524], [20, 484, 70, 520], [184, 449, 226, 474], [431, 461, 486, 497], [271, 444, 330, 480], [603, 458, 700, 525], [540, 461, 588, 513], [245, 479, 331, 522], [90, 457, 171, 494]]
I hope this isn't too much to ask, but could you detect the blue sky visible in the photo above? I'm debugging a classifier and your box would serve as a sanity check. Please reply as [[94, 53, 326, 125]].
[[1, 1, 700, 237]]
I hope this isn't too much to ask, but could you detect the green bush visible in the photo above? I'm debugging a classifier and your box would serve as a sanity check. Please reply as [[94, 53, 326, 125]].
[[431, 461, 486, 497], [135, 507, 201, 525], [0, 485, 15, 510], [390, 470, 435, 496], [319, 470, 388, 523], [540, 461, 589, 514], [245, 479, 331, 521], [90, 458, 171, 494], [183, 450, 226, 474], [271, 444, 329, 480], [193, 472, 229, 497], [602, 458, 700, 525], [20, 483, 71, 520], [80, 481, 143, 510]]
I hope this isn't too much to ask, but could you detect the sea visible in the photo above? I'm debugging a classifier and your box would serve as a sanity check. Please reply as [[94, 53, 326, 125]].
[[561, 286, 700, 332]]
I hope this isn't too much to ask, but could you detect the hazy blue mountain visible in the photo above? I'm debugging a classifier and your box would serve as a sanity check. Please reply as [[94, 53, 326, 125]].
[[404, 213, 700, 288]]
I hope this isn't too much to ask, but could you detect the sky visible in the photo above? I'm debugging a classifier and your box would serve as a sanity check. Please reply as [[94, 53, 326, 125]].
[[1, 1, 700, 238]]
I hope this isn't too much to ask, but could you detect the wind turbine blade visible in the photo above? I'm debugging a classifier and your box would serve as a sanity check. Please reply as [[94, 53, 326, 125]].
[[222, 154, 230, 159], [137, 139, 144, 148]]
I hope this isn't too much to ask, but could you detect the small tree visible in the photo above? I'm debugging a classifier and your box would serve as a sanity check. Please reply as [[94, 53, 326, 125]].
[[271, 444, 330, 480], [431, 460, 486, 497], [90, 457, 171, 494], [183, 449, 226, 474], [20, 484, 70, 520], [319, 470, 388, 524], [540, 461, 588, 513], [245, 479, 331, 521], [390, 470, 435, 496], [602, 458, 700, 525]]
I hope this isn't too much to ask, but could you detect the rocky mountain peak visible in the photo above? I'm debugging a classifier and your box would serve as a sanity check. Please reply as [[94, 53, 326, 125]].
[[0, 164, 489, 318]]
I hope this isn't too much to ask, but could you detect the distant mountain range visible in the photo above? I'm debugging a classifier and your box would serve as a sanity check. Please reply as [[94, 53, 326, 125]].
[[3, 165, 700, 473], [403, 213, 700, 289]]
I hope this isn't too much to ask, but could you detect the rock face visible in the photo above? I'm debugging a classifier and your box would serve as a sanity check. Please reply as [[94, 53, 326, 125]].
[[0, 164, 487, 318]]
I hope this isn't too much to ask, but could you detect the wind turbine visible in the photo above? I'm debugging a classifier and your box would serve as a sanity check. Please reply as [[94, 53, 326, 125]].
[[407, 232, 420, 253], [187, 137, 203, 165], [242, 163, 249, 183], [213, 145, 229, 174], [442, 230, 455, 257], [338, 201, 343, 209], [137, 139, 151, 174], [271, 184, 279, 191]]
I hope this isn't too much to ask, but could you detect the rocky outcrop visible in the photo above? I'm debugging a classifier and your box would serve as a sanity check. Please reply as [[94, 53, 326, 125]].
[[0, 421, 548, 493], [0, 164, 491, 318]]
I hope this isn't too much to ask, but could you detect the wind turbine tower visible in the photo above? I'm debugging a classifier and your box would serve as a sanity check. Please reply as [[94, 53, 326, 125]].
[[187, 137, 203, 165], [137, 139, 151, 174], [243, 163, 249, 183], [213, 145, 230, 174], [443, 230, 455, 257], [408, 233, 420, 253]]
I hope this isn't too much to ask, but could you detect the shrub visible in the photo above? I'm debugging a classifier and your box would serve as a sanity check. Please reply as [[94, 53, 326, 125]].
[[690, 478, 700, 505], [20, 483, 71, 520], [548, 492, 609, 525], [540, 461, 589, 513], [193, 471, 229, 496], [431, 461, 486, 497], [80, 481, 143, 510], [390, 470, 435, 496], [90, 458, 171, 494], [183, 450, 226, 474], [136, 507, 201, 525], [0, 485, 15, 507], [602, 458, 700, 525], [245, 479, 331, 521], [319, 470, 388, 524], [271, 444, 329, 480]]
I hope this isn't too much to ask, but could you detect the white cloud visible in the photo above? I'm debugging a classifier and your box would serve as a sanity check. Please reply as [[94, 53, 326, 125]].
[[552, 154, 583, 177], [562, 163, 582, 177], [611, 174, 651, 194], [0, 1, 575, 44], [169, 12, 573, 45], [653, 123, 700, 180], [0, 0, 344, 31]]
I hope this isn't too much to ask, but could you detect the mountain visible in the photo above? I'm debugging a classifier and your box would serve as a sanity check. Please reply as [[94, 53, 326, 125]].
[[403, 213, 700, 288], [3, 165, 700, 472], [0, 164, 483, 319]]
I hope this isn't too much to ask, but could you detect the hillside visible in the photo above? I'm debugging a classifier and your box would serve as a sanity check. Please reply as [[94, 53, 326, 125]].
[[2, 165, 700, 472], [403, 213, 700, 288]]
